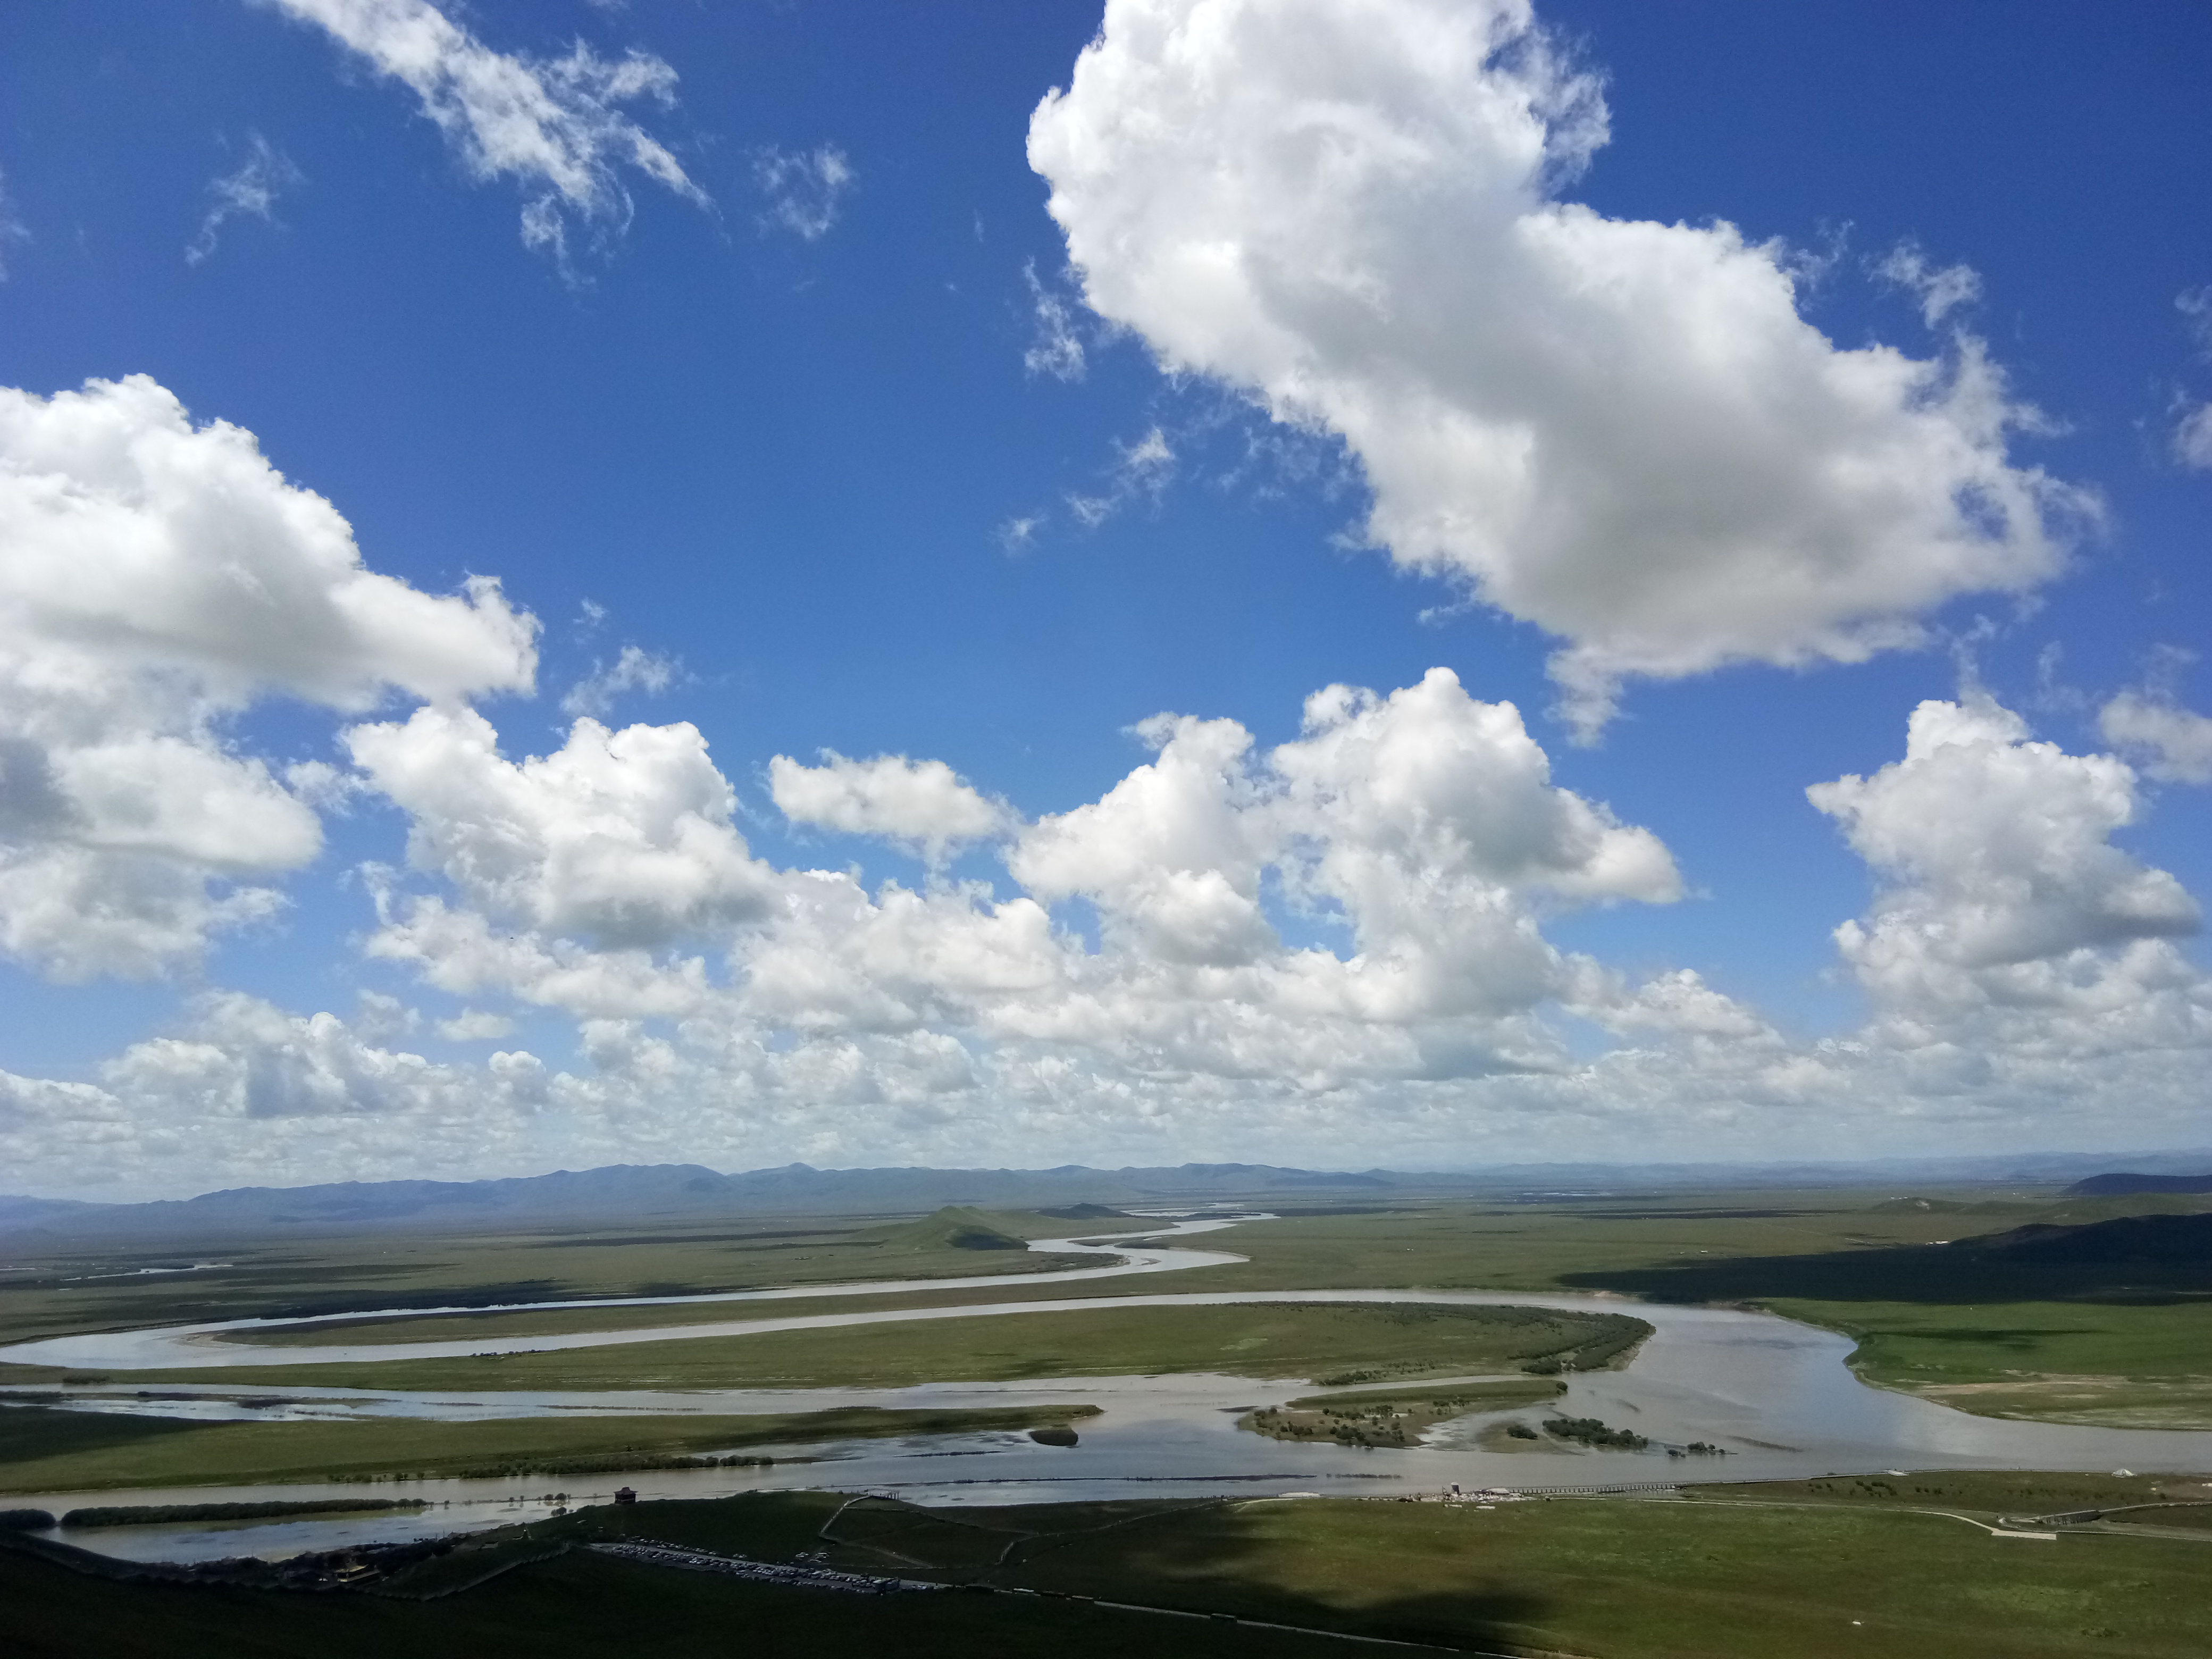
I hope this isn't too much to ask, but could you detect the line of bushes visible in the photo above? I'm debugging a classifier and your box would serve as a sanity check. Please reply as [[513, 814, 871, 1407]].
[[1544, 1415, 1648, 1451], [1524, 1313, 1650, 1375], [443, 1451, 777, 1479]]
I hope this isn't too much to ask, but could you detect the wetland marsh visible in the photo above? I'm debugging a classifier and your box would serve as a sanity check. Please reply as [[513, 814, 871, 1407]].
[[3, 1184, 2210, 1657]]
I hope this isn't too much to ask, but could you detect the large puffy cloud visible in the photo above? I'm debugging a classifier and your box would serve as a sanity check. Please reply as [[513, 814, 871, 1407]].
[[1808, 697, 2200, 1011], [1012, 671, 1677, 1004], [366, 669, 1694, 1096], [0, 378, 536, 707], [348, 705, 774, 950], [264, 0, 706, 265], [0, 376, 536, 978], [1640, 698, 2212, 1142], [6, 669, 1719, 1194], [13, 679, 2212, 1196], [1546, 705, 2212, 1152], [769, 751, 1012, 862], [1028, 0, 2092, 733], [1010, 712, 1272, 968]]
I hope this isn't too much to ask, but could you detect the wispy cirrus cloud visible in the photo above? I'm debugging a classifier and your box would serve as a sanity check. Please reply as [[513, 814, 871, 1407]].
[[995, 512, 1046, 555], [0, 165, 29, 279], [262, 0, 707, 270], [752, 144, 854, 240], [2172, 287, 2212, 470], [561, 644, 679, 719], [1067, 425, 1175, 529], [1021, 259, 1088, 380], [1874, 241, 1984, 327], [186, 133, 301, 266]]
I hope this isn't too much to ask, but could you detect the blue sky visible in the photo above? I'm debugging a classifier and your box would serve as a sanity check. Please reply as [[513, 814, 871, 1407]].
[[1, 0, 2208, 1197]]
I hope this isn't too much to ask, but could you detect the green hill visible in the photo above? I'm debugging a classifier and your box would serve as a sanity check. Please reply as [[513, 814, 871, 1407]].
[[876, 1206, 1032, 1253]]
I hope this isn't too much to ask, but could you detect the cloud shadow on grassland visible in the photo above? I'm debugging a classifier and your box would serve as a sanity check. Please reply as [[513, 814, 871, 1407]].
[[1559, 1229, 2212, 1308]]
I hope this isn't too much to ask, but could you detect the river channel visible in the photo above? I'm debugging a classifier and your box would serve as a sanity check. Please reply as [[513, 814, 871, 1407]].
[[5, 1215, 2210, 1564]]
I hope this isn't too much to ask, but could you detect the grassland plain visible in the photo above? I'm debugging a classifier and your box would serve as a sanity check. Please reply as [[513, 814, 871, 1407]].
[[11, 1484, 2211, 1658], [601, 1484, 2212, 1655], [0, 1402, 1099, 1493], [1755, 1297, 2212, 1427], [1678, 1470, 2212, 1515], [0, 1189, 2009, 1359], [8, 1187, 2210, 1427], [0, 1529, 1355, 1659], [0, 1211, 1105, 1350], [16, 1302, 1645, 1398], [950, 1489, 2212, 1657]]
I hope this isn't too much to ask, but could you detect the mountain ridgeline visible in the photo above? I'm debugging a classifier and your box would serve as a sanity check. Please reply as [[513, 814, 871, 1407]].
[[10, 1155, 2212, 1247], [0, 1161, 1390, 1244]]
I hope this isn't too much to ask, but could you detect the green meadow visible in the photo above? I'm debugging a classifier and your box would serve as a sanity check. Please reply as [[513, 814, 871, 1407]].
[[0, 1402, 1097, 1494], [52, 1300, 1646, 1397], [8, 1483, 2211, 1658], [0, 1210, 1101, 1350], [6, 1186, 2210, 1430]]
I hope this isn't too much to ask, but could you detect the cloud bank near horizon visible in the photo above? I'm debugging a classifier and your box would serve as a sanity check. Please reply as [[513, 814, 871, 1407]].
[[0, 371, 2202, 1197]]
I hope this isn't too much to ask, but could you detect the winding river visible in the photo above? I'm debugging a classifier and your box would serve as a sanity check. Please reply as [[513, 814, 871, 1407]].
[[5, 1215, 2210, 1563]]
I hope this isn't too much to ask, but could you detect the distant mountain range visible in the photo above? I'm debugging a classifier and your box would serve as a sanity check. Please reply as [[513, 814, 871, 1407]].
[[5, 1150, 2210, 1246], [0, 1161, 1400, 1243]]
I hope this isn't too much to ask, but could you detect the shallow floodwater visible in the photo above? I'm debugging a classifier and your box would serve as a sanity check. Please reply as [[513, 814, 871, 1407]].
[[6, 1216, 2211, 1564]]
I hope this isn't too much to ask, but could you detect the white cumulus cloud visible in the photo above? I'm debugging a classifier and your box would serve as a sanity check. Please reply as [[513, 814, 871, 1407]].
[[769, 750, 1013, 862], [352, 670, 1690, 1090], [1809, 696, 2200, 1012], [348, 705, 776, 952], [13, 680, 2212, 1194], [0, 375, 536, 979], [2099, 689, 2212, 786], [1010, 667, 1679, 1025], [1028, 0, 2094, 735]]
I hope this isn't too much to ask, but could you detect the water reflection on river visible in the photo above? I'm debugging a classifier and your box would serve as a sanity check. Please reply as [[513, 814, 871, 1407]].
[[7, 1219, 2212, 1564]]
